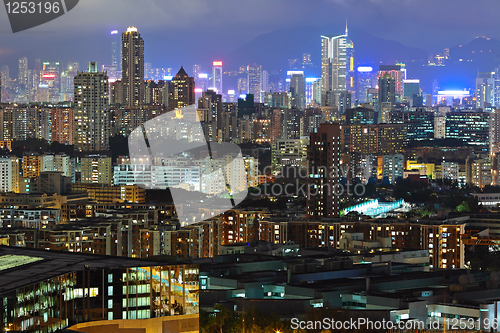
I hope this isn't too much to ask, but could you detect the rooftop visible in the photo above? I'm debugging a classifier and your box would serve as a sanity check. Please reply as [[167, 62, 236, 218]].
[[0, 246, 190, 294]]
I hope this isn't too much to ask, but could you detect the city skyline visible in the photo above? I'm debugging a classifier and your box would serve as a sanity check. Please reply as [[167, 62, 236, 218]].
[[1, 23, 499, 96]]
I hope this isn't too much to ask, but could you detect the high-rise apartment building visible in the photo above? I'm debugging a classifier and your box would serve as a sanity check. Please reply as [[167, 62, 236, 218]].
[[272, 138, 309, 170], [81, 155, 112, 185], [50, 108, 74, 145], [41, 153, 75, 181], [74, 62, 109, 151], [466, 156, 492, 188], [382, 154, 404, 184], [281, 108, 301, 140], [22, 154, 41, 178], [9, 105, 50, 141], [307, 123, 342, 219], [0, 157, 19, 193], [342, 124, 406, 155], [122, 27, 144, 107], [491, 109, 500, 155]]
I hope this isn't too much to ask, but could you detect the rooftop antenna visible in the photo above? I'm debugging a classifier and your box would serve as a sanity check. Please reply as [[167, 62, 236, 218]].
[[345, 19, 348, 36]]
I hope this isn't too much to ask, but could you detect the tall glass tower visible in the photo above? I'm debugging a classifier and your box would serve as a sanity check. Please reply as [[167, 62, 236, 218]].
[[321, 24, 349, 93]]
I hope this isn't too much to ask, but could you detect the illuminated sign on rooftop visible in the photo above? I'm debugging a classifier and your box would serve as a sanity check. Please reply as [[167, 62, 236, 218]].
[[213, 61, 223, 67], [357, 66, 373, 73], [198, 74, 208, 79], [437, 90, 470, 96], [287, 71, 304, 76]]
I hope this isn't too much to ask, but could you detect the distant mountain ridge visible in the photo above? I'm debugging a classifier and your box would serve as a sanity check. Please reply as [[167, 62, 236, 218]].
[[228, 26, 429, 75]]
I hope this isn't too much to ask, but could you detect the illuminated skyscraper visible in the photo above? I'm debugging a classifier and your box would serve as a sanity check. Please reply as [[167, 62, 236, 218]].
[[238, 77, 247, 94], [17, 57, 28, 103], [74, 62, 109, 151], [476, 72, 495, 109], [346, 40, 355, 94], [144, 62, 152, 80], [193, 64, 201, 79], [111, 30, 121, 70], [289, 73, 305, 109], [167, 66, 195, 110], [356, 66, 373, 104], [1, 65, 10, 89], [212, 61, 223, 94], [262, 70, 269, 95], [378, 65, 403, 97], [378, 74, 396, 106], [40, 61, 61, 103], [247, 63, 262, 103], [60, 62, 78, 101], [197, 73, 208, 92], [305, 78, 321, 105], [18, 57, 28, 86], [321, 25, 349, 93], [403, 79, 420, 98], [378, 74, 396, 123], [122, 27, 144, 107]]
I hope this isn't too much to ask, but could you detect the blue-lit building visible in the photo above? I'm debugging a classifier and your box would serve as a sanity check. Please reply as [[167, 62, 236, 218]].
[[345, 106, 377, 125], [356, 66, 373, 104], [445, 112, 490, 151], [404, 109, 435, 141]]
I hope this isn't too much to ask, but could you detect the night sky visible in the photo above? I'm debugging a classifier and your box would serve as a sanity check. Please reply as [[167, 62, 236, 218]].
[[0, 0, 498, 81]]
